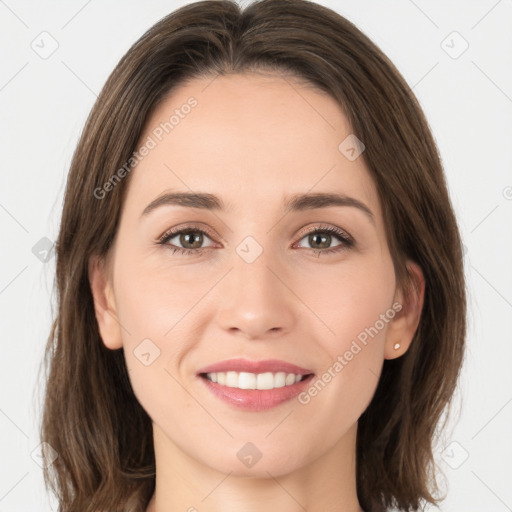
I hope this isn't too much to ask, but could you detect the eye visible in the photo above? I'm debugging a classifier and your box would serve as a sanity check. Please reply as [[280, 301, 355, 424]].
[[157, 225, 216, 256], [157, 223, 354, 257], [294, 225, 354, 255]]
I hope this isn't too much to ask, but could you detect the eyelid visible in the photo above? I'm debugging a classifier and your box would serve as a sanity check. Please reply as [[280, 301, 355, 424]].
[[293, 223, 354, 245]]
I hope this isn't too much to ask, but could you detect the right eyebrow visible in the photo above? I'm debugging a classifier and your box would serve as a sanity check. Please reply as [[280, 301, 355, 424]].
[[141, 191, 226, 218]]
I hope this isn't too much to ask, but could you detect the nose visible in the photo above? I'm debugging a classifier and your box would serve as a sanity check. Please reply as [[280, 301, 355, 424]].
[[215, 246, 297, 340]]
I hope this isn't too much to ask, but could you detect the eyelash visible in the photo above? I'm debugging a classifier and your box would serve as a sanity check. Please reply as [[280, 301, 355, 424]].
[[157, 224, 354, 257]]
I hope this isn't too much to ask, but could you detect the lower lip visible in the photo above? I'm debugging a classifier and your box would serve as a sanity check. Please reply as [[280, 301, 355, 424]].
[[198, 374, 315, 411]]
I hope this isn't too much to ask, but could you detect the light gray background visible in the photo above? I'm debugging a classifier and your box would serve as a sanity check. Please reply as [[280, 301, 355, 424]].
[[1, 0, 511, 510]]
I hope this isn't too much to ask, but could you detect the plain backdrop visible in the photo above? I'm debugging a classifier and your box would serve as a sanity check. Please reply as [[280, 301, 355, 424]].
[[1, 0, 511, 510]]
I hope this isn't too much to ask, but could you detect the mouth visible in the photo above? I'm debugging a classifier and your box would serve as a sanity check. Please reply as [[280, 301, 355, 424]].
[[196, 358, 315, 411]]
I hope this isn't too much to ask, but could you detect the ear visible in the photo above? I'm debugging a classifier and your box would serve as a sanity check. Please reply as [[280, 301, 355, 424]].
[[88, 253, 123, 350], [384, 260, 425, 359]]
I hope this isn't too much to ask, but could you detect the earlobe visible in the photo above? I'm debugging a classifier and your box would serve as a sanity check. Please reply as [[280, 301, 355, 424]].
[[384, 261, 425, 359], [88, 254, 123, 350]]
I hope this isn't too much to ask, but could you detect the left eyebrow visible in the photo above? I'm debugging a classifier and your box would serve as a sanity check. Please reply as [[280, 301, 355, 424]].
[[140, 190, 374, 225], [283, 192, 375, 225]]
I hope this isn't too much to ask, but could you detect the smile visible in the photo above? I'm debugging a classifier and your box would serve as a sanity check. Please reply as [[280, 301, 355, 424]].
[[197, 360, 315, 411]]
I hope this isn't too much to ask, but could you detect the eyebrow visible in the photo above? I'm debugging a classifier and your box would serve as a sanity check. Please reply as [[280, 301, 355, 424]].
[[141, 191, 374, 224]]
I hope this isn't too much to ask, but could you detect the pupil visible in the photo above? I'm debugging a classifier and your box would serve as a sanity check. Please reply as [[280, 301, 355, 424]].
[[310, 233, 329, 249], [182, 231, 202, 249]]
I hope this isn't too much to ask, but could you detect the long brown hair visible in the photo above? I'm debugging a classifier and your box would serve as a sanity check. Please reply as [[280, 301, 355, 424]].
[[39, 1, 467, 510]]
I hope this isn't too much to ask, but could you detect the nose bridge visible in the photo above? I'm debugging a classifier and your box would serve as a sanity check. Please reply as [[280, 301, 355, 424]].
[[215, 234, 296, 338]]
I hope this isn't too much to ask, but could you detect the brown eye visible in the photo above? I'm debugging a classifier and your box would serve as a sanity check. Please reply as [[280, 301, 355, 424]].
[[296, 226, 353, 253], [306, 232, 335, 250], [158, 227, 215, 255], [176, 230, 205, 249]]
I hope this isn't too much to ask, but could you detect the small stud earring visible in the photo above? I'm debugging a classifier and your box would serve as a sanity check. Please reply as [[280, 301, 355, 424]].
[[393, 343, 401, 350]]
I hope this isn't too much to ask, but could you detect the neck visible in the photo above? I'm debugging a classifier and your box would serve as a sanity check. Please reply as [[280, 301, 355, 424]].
[[146, 422, 364, 512]]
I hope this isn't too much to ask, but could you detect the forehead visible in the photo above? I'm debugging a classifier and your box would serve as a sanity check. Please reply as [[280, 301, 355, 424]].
[[124, 72, 379, 217]]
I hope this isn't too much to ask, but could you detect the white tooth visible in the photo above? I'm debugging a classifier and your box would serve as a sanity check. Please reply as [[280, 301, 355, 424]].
[[211, 371, 303, 389], [274, 372, 286, 388], [238, 372, 256, 389], [285, 373, 296, 386], [256, 372, 275, 390], [226, 371, 239, 387]]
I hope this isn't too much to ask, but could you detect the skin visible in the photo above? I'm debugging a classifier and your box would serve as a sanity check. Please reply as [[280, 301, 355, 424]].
[[89, 72, 425, 512]]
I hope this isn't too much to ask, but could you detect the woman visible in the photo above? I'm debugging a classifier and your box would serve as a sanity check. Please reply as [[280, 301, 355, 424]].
[[40, 0, 467, 511]]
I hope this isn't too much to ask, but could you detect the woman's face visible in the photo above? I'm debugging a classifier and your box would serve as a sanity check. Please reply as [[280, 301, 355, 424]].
[[91, 72, 421, 477]]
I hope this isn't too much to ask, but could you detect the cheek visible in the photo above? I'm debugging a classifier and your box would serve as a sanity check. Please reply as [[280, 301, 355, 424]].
[[113, 267, 197, 428], [300, 253, 396, 351], [113, 249, 209, 342], [295, 255, 395, 411], [111, 254, 195, 396], [298, 259, 395, 396]]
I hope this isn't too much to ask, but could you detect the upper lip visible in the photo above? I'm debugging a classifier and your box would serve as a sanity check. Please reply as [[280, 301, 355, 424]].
[[197, 358, 313, 376]]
